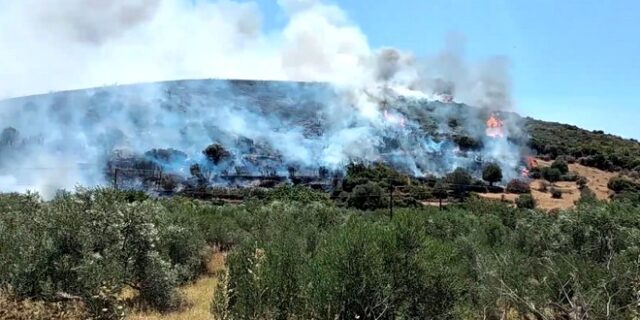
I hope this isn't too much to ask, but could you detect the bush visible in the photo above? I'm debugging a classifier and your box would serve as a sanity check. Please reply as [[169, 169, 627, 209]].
[[516, 194, 536, 209], [541, 167, 562, 182], [347, 182, 387, 210], [560, 172, 579, 182], [576, 176, 589, 189], [505, 179, 531, 194], [607, 176, 639, 193], [0, 189, 205, 317], [551, 159, 569, 174], [550, 188, 562, 199], [577, 187, 598, 204]]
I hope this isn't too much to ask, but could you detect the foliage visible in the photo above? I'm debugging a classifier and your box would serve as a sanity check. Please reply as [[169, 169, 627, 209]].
[[576, 175, 589, 189], [551, 158, 569, 174], [265, 184, 329, 203], [516, 194, 536, 209], [0, 188, 206, 318], [541, 167, 562, 182], [482, 162, 503, 186], [347, 182, 387, 210], [526, 117, 640, 171], [505, 179, 531, 194], [446, 167, 473, 199], [213, 196, 640, 319], [608, 176, 640, 193]]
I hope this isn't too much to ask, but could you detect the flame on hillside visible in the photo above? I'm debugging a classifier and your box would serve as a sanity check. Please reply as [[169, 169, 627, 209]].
[[485, 114, 505, 138]]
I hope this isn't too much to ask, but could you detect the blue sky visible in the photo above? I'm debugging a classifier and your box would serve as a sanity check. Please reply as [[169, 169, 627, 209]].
[[255, 0, 639, 139]]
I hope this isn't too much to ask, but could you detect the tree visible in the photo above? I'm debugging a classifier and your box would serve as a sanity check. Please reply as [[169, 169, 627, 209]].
[[482, 163, 503, 186], [445, 168, 472, 200], [432, 181, 448, 210], [203, 144, 231, 165], [0, 127, 19, 147], [551, 159, 569, 175]]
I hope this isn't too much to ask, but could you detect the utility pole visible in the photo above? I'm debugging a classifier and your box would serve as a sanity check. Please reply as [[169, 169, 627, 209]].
[[389, 186, 394, 219], [113, 168, 119, 190]]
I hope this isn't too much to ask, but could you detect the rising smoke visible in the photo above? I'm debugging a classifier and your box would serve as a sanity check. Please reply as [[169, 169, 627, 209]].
[[0, 0, 524, 197]]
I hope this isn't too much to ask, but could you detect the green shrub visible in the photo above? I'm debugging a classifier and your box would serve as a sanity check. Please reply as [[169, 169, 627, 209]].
[[551, 159, 569, 174], [608, 176, 639, 193], [541, 167, 562, 182], [550, 188, 563, 199], [516, 194, 536, 209], [347, 182, 387, 210], [0, 188, 205, 317]]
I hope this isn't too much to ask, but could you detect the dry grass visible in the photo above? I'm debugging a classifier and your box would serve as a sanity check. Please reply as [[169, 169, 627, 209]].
[[0, 293, 87, 320], [126, 250, 226, 320], [478, 159, 617, 211]]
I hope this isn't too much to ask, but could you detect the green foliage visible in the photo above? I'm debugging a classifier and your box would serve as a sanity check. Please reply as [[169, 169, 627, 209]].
[[453, 135, 482, 150], [265, 184, 329, 203], [446, 167, 473, 199], [550, 187, 563, 199], [0, 188, 205, 317], [541, 167, 562, 182], [347, 182, 387, 211], [505, 179, 531, 194], [516, 194, 536, 209], [608, 176, 640, 193], [343, 162, 407, 192], [551, 158, 569, 174], [482, 162, 503, 186], [526, 118, 640, 171]]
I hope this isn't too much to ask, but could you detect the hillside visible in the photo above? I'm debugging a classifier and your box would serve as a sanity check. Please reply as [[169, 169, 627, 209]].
[[525, 117, 640, 171], [0, 79, 638, 196]]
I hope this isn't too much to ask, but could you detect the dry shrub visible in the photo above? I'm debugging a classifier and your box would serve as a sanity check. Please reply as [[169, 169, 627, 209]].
[[0, 292, 87, 320]]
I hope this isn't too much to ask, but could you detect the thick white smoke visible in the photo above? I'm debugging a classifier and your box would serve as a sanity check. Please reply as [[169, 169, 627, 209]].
[[0, 0, 523, 197]]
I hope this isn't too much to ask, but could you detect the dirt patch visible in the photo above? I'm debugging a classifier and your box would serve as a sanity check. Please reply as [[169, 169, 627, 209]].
[[477, 159, 617, 211]]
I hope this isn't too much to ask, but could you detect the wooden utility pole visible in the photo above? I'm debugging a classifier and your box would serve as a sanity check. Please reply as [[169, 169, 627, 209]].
[[389, 186, 394, 219], [113, 168, 119, 190]]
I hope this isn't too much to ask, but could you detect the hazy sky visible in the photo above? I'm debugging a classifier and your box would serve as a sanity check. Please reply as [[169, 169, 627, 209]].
[[256, 0, 640, 139]]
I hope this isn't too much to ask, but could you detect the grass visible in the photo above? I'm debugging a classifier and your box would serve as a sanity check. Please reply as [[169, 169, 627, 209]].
[[127, 250, 226, 320]]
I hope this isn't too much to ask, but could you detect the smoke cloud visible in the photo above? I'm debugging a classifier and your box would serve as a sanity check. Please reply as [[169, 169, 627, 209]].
[[0, 0, 523, 197]]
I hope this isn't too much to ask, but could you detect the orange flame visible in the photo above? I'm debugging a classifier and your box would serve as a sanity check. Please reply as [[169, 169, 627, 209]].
[[485, 114, 505, 138], [526, 156, 538, 169]]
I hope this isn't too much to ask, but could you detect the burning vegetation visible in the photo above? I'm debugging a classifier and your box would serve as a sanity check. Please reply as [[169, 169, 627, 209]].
[[0, 79, 536, 198]]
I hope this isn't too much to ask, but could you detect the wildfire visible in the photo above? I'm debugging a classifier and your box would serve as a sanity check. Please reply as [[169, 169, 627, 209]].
[[485, 114, 505, 138], [526, 156, 539, 169], [383, 110, 406, 128], [520, 157, 539, 178]]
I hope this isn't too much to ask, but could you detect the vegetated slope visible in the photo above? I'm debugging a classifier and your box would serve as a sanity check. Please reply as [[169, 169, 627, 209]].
[[525, 117, 640, 171], [478, 159, 617, 211]]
